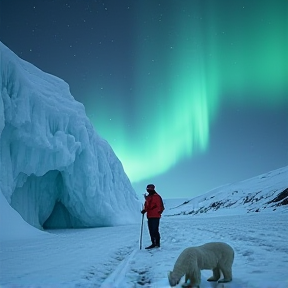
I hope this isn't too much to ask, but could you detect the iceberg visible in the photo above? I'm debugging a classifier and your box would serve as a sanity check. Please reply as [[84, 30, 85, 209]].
[[0, 41, 140, 230]]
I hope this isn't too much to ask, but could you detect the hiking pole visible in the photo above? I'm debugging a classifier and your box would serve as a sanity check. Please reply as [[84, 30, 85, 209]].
[[140, 212, 144, 250], [139, 195, 146, 250]]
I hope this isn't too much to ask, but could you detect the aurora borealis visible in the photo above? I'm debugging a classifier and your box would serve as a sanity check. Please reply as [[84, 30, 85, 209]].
[[1, 0, 287, 198]]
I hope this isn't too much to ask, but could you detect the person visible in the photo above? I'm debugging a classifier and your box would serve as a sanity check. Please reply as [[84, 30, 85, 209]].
[[141, 184, 165, 249]]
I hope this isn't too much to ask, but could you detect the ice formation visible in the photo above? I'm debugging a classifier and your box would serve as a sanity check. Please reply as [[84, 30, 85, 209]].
[[0, 41, 140, 229]]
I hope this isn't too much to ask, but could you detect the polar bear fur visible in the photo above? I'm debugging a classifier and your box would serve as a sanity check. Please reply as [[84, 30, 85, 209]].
[[168, 242, 234, 288]]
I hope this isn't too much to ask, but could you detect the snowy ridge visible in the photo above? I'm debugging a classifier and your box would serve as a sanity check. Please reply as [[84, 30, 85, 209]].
[[164, 165, 288, 216], [0, 41, 140, 230]]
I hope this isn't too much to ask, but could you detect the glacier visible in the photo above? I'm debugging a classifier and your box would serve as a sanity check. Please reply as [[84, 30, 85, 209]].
[[0, 41, 140, 230]]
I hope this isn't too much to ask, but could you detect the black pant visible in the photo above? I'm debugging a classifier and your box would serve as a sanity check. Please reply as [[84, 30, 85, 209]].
[[147, 218, 160, 245]]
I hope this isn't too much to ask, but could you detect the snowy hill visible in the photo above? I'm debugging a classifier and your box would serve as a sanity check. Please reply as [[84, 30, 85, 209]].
[[0, 41, 140, 230], [164, 165, 288, 216]]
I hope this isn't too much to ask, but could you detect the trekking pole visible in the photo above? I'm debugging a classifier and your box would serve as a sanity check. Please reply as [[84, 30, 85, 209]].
[[140, 201, 144, 250], [140, 212, 144, 250]]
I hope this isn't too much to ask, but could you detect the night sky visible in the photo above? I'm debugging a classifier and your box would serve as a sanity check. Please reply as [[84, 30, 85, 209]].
[[1, 0, 287, 199]]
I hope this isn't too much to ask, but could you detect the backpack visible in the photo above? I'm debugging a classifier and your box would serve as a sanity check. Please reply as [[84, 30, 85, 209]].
[[159, 195, 165, 213]]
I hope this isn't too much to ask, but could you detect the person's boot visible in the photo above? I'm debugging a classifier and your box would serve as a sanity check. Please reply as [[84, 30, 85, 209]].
[[145, 243, 156, 249], [155, 237, 160, 248]]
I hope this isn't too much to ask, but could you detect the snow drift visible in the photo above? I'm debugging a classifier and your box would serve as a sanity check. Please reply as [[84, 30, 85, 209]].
[[0, 41, 140, 230], [0, 188, 49, 241]]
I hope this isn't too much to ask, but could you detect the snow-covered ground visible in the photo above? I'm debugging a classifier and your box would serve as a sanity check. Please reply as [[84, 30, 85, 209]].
[[1, 205, 287, 288]]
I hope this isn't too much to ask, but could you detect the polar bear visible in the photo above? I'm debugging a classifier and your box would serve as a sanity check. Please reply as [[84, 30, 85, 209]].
[[168, 242, 234, 288]]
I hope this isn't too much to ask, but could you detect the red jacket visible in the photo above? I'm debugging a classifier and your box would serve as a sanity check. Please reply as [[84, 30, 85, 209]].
[[144, 192, 165, 218]]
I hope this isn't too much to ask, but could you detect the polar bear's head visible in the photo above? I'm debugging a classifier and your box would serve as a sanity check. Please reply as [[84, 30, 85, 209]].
[[168, 271, 180, 286]]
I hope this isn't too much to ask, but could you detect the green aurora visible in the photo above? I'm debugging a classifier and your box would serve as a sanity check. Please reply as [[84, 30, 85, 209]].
[[87, 0, 288, 183]]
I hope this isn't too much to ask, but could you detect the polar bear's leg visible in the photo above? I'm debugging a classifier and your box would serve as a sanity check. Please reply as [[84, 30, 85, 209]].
[[184, 273, 200, 287], [207, 267, 221, 282], [183, 270, 201, 287], [190, 269, 201, 287], [185, 273, 189, 283], [218, 266, 232, 283]]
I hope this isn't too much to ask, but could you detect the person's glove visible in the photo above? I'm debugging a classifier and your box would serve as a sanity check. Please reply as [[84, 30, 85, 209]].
[[141, 209, 146, 214]]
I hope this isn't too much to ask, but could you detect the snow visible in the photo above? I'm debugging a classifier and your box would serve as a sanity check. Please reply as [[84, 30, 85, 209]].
[[0, 41, 140, 230], [1, 166, 288, 287], [0, 189, 48, 241]]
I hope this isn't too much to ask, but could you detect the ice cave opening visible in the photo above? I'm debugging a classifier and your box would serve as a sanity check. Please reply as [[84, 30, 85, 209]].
[[11, 170, 81, 230]]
